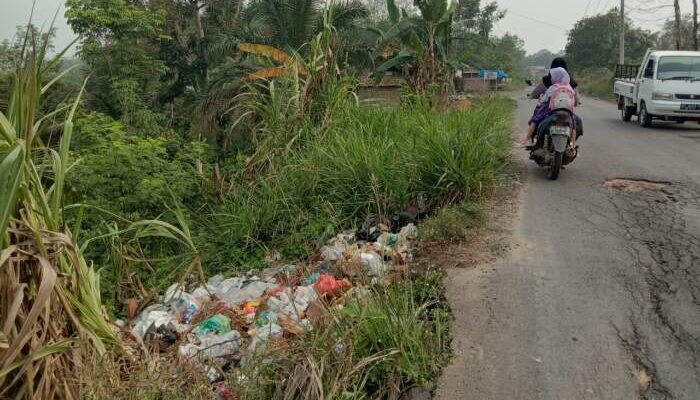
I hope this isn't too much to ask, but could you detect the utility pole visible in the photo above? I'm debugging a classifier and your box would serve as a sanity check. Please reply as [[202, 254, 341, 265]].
[[693, 0, 698, 51], [675, 0, 682, 50], [620, 0, 625, 64]]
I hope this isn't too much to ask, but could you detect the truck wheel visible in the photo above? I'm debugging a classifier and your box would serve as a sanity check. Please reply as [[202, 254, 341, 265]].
[[638, 103, 653, 128], [622, 105, 634, 122]]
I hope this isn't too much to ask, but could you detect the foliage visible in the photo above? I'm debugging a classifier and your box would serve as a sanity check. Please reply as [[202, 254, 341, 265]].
[[465, 33, 526, 77], [66, 0, 167, 133], [657, 14, 698, 50], [419, 201, 483, 242], [576, 68, 616, 101], [201, 95, 513, 271], [67, 112, 204, 220], [235, 269, 451, 399], [565, 8, 656, 70], [0, 23, 115, 399], [372, 0, 456, 91]]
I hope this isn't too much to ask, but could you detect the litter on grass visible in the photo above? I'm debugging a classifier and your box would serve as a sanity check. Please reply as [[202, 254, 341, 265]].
[[125, 222, 419, 396]]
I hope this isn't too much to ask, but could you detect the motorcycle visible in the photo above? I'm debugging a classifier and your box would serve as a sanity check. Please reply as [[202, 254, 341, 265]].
[[526, 110, 579, 180]]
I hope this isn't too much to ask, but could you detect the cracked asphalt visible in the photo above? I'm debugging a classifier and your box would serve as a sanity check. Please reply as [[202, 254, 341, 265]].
[[435, 94, 700, 400]]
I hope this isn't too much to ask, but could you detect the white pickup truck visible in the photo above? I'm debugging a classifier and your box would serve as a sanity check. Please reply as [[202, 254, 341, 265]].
[[614, 49, 700, 127]]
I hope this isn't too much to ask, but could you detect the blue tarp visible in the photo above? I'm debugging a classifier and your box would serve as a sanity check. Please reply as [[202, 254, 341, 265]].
[[478, 70, 509, 79]]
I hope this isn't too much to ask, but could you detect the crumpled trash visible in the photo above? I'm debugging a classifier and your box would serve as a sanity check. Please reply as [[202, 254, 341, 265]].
[[191, 285, 215, 302], [242, 301, 260, 324], [320, 246, 343, 262], [314, 274, 350, 296], [214, 381, 234, 400], [248, 322, 283, 352], [145, 324, 178, 345], [356, 215, 383, 242], [180, 330, 242, 379], [267, 286, 317, 320], [194, 314, 231, 337], [305, 272, 321, 285], [255, 310, 277, 327], [163, 283, 185, 303], [265, 286, 285, 297], [169, 292, 201, 324], [399, 223, 418, 239], [305, 300, 330, 325], [357, 252, 388, 277], [131, 305, 176, 339], [218, 280, 277, 305]]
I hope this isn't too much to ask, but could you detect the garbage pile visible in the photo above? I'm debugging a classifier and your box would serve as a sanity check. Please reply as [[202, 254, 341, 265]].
[[124, 219, 419, 395]]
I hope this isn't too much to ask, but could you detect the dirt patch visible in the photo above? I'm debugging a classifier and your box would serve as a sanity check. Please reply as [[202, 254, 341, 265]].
[[603, 178, 669, 193], [445, 95, 473, 112], [415, 159, 524, 270]]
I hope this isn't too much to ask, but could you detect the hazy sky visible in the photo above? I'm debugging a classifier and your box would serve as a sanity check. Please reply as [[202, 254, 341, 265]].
[[0, 0, 696, 55]]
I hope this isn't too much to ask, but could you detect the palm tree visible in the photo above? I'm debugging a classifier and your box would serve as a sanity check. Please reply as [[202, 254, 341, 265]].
[[372, 0, 455, 91], [247, 0, 368, 51]]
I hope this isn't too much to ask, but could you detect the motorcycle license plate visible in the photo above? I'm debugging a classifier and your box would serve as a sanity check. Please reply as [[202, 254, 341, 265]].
[[550, 126, 570, 136], [680, 104, 700, 111]]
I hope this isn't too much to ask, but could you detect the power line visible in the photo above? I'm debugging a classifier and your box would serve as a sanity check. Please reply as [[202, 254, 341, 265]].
[[584, 0, 594, 16], [507, 10, 569, 32]]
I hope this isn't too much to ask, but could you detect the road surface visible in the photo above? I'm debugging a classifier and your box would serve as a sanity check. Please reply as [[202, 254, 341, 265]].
[[435, 95, 700, 399]]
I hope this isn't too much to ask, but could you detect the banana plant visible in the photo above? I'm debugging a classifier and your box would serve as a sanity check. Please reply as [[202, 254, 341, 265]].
[[372, 0, 455, 90]]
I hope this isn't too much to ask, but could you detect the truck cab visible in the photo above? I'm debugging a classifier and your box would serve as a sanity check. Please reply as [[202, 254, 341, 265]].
[[614, 50, 700, 127]]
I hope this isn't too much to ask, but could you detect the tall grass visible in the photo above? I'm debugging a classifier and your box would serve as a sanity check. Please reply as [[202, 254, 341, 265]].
[[0, 18, 116, 399], [202, 96, 513, 269], [576, 67, 615, 101]]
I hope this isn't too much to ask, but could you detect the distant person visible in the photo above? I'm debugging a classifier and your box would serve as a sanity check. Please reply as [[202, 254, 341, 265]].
[[521, 67, 577, 146], [530, 58, 579, 99]]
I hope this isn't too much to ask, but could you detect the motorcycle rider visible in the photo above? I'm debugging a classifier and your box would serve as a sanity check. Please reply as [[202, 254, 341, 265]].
[[521, 67, 577, 146], [530, 57, 579, 99]]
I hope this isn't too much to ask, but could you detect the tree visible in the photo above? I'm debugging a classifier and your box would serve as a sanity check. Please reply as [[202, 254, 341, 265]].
[[523, 50, 562, 68], [246, 0, 367, 50], [565, 9, 656, 70], [467, 33, 525, 74], [372, 0, 456, 91], [657, 14, 697, 50], [66, 0, 166, 133]]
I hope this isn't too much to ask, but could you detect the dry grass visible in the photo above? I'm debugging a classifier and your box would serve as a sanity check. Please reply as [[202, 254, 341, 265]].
[[0, 18, 116, 399]]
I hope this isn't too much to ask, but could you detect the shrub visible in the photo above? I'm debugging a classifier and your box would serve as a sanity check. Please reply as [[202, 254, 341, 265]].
[[201, 96, 513, 272], [576, 68, 615, 101], [67, 111, 205, 220]]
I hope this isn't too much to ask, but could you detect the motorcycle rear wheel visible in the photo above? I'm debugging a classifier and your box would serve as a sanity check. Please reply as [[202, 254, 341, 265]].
[[548, 151, 563, 180]]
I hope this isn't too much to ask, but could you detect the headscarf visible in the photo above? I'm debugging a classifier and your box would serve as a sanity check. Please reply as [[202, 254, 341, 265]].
[[540, 67, 572, 105], [543, 58, 578, 89], [549, 67, 570, 86]]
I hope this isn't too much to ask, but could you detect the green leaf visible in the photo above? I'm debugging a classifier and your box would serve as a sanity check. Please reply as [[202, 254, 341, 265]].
[[375, 50, 416, 74], [0, 145, 24, 247], [387, 0, 400, 24]]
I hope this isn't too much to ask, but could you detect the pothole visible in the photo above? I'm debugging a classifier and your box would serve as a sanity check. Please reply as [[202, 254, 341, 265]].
[[603, 178, 668, 193]]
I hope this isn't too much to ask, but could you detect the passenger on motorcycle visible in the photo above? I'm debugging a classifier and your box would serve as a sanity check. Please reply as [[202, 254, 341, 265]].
[[529, 57, 579, 99], [521, 67, 578, 147]]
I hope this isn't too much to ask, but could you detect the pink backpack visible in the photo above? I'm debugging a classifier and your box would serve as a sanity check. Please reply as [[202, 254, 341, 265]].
[[547, 84, 576, 112]]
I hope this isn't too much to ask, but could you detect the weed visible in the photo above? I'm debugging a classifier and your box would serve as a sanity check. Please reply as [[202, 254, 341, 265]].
[[419, 201, 484, 243], [234, 270, 451, 399]]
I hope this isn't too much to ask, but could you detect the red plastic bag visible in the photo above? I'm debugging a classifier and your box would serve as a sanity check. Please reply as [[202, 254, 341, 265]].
[[314, 274, 350, 296]]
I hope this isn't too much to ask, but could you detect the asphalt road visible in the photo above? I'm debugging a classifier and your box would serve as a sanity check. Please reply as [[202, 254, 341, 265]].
[[435, 94, 700, 400]]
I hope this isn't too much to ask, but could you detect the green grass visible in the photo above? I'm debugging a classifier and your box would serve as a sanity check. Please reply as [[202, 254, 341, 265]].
[[201, 96, 514, 272], [419, 201, 484, 243], [234, 269, 451, 400], [576, 68, 616, 101]]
